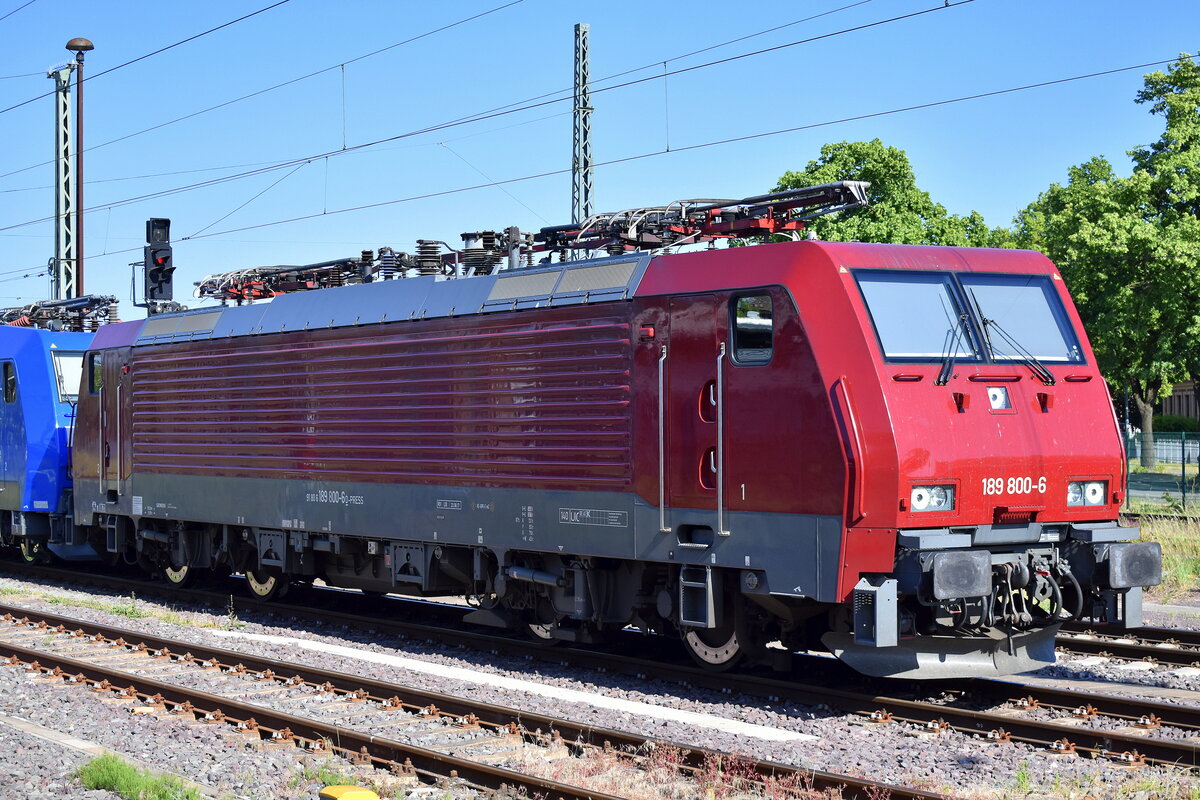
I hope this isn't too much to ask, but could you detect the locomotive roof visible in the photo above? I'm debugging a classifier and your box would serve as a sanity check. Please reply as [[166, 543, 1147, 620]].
[[93, 252, 652, 350], [90, 240, 1055, 351]]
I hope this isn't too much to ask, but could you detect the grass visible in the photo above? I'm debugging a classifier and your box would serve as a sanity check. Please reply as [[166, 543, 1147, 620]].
[[45, 591, 146, 619], [294, 760, 359, 787], [76, 752, 202, 800], [1141, 515, 1200, 600], [1129, 461, 1199, 477], [0, 582, 245, 630]]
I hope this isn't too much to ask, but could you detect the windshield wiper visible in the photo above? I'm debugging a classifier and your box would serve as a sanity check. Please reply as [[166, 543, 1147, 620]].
[[936, 313, 970, 386], [969, 290, 1055, 385]]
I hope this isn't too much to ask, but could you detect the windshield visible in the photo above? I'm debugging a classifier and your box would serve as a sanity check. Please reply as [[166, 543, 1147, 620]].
[[856, 271, 978, 360], [960, 274, 1083, 363], [51, 351, 84, 402], [855, 269, 1084, 365]]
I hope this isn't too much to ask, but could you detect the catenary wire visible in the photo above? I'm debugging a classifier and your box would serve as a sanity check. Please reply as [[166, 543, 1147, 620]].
[[187, 161, 309, 237], [171, 53, 1200, 242], [0, 110, 569, 194], [0, 0, 295, 117], [0, 0, 527, 182], [0, 0, 970, 231], [0, 0, 859, 180], [0, 0, 36, 24], [418, 0, 883, 130]]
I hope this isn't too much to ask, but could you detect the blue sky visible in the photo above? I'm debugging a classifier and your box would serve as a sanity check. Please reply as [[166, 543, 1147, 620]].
[[0, 0, 1195, 313]]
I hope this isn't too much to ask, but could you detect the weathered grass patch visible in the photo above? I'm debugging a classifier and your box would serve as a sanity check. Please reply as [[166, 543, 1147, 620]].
[[1140, 516, 1200, 599], [76, 752, 201, 800]]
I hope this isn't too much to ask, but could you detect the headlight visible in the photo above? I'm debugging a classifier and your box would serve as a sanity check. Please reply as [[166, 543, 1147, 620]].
[[911, 484, 955, 512], [1067, 480, 1107, 507]]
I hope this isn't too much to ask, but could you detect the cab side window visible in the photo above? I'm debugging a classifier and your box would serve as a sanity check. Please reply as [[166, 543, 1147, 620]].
[[731, 294, 773, 364], [89, 354, 103, 394], [3, 362, 15, 404]]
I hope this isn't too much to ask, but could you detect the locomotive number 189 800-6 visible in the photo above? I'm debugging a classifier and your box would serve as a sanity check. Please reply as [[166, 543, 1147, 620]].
[[981, 476, 1047, 496]]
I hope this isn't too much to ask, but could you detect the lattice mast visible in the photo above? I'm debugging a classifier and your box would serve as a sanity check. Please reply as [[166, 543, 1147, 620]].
[[571, 22, 594, 226]]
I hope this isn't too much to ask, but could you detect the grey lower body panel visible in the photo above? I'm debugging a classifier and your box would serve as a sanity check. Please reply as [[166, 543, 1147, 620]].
[[76, 474, 845, 602], [821, 624, 1060, 679]]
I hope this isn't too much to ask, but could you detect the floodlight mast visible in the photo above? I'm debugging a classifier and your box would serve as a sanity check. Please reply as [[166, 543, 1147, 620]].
[[47, 64, 74, 300]]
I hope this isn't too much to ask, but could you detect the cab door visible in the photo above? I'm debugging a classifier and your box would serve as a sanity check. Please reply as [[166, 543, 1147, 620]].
[[0, 361, 20, 508], [666, 295, 721, 517], [99, 348, 132, 498]]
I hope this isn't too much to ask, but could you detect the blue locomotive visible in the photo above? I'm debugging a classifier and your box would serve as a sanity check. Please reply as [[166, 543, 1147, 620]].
[[0, 296, 118, 562]]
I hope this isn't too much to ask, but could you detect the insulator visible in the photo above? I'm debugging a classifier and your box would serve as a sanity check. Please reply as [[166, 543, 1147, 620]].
[[606, 243, 625, 256], [107, 303, 121, 324], [460, 231, 502, 275], [378, 247, 398, 280], [415, 240, 443, 276], [358, 250, 375, 283], [523, 233, 536, 267]]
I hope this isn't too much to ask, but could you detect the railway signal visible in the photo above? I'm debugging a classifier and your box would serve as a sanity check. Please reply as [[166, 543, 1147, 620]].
[[143, 217, 174, 301]]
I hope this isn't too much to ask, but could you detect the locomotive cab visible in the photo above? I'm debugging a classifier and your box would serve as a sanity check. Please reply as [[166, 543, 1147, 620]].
[[805, 243, 1161, 678]]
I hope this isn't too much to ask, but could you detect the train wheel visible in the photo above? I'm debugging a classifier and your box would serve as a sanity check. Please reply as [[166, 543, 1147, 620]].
[[525, 620, 563, 645], [18, 539, 46, 564], [245, 569, 288, 601], [162, 564, 195, 587], [682, 619, 746, 671], [523, 598, 563, 645]]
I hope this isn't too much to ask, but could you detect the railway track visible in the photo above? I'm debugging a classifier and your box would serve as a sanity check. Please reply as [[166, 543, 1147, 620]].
[[12, 558, 1200, 676], [1057, 621, 1200, 666], [2, 562, 1198, 779], [0, 602, 949, 800]]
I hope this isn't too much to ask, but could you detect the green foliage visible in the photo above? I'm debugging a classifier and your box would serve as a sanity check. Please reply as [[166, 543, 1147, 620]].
[[1155, 414, 1200, 432], [76, 753, 202, 800], [1013, 760, 1032, 794], [1015, 54, 1200, 464], [774, 139, 1015, 247]]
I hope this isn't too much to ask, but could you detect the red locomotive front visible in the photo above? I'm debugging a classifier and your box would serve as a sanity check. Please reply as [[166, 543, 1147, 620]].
[[637, 239, 1157, 676]]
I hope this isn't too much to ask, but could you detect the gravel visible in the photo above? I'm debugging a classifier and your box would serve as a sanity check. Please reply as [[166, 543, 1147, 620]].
[[0, 719, 118, 799], [0, 663, 413, 799], [0, 573, 1197, 799]]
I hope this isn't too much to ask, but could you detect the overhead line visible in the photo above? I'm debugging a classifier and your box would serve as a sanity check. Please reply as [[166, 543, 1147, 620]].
[[174, 54, 1200, 242], [436, 0, 882, 127], [0, 0, 527, 181], [0, 0, 971, 229], [2, 109, 568, 193], [0, 0, 36, 24], [0, 0, 295, 117], [187, 161, 309, 238], [328, 1, 975, 147]]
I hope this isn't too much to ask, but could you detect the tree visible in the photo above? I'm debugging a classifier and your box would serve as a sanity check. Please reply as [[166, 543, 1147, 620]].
[[773, 139, 1014, 247], [1130, 55, 1200, 426], [1015, 55, 1200, 466]]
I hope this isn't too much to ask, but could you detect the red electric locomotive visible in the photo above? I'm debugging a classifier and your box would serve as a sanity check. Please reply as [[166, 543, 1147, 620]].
[[69, 183, 1160, 678]]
